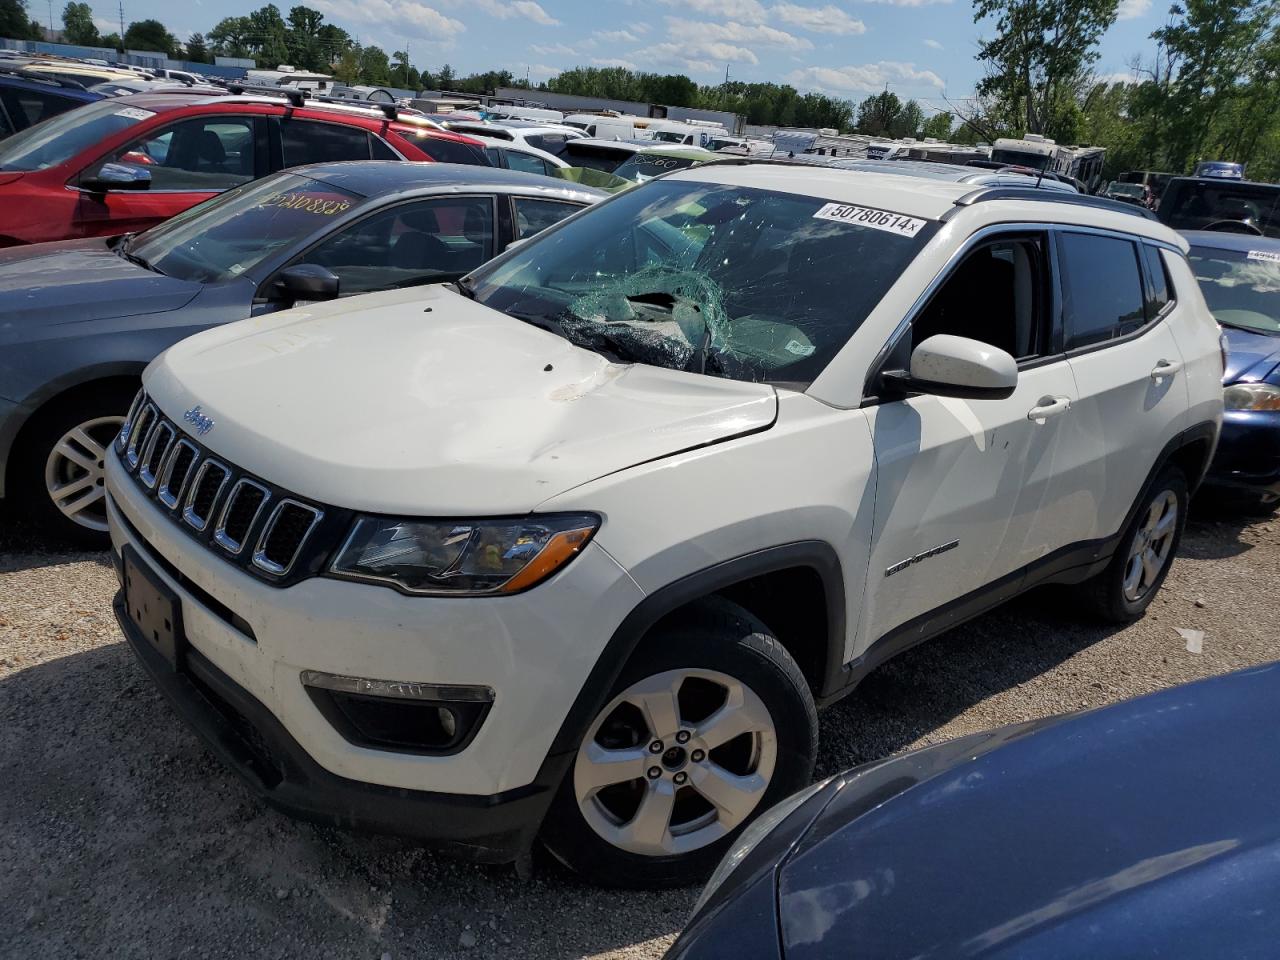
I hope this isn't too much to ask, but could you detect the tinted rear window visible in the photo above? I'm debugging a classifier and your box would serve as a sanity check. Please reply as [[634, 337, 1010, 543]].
[[1059, 233, 1147, 348], [0, 98, 154, 171]]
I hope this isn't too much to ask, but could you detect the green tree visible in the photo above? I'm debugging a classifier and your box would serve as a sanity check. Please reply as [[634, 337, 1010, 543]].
[[61, 1, 99, 45], [973, 0, 1120, 139], [124, 18, 178, 55], [185, 32, 209, 63], [436, 62, 455, 88], [358, 45, 392, 86], [332, 45, 360, 84], [209, 16, 252, 58], [921, 111, 956, 139], [1, 0, 44, 39], [100, 30, 121, 51], [855, 90, 903, 135]]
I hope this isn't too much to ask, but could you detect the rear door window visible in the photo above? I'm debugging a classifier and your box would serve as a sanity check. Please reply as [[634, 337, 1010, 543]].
[[279, 119, 373, 167], [1059, 233, 1147, 348], [505, 150, 549, 176]]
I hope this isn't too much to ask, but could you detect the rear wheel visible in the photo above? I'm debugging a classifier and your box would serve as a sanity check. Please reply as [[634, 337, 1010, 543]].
[[1081, 467, 1187, 623], [12, 384, 136, 547], [540, 599, 818, 888]]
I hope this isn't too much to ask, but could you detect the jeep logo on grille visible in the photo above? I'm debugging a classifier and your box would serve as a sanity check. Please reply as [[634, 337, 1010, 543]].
[[183, 405, 215, 436]]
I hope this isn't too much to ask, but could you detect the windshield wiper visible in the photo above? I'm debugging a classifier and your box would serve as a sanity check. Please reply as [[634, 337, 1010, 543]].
[[452, 277, 477, 300], [506, 308, 655, 365], [114, 233, 162, 275]]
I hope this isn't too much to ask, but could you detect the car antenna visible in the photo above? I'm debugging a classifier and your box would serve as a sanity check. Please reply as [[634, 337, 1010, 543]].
[[1035, 163, 1046, 189]]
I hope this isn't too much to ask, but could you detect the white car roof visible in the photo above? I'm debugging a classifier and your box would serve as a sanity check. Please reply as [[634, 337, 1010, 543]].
[[667, 162, 1188, 245], [469, 136, 567, 167]]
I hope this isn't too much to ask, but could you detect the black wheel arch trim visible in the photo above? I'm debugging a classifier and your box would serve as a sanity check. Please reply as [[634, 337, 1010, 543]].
[[542, 541, 847, 763]]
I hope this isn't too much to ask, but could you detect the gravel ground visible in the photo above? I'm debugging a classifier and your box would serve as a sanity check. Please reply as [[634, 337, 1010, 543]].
[[2, 504, 1277, 959]]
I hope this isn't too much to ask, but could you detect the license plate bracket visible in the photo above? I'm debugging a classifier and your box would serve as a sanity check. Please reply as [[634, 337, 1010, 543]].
[[122, 545, 186, 671]]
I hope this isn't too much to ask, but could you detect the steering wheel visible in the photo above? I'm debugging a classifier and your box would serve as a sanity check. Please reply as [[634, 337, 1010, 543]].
[[1203, 219, 1263, 236]]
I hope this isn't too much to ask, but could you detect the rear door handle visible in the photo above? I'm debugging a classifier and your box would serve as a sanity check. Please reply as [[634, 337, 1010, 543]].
[[1150, 359, 1183, 380], [1027, 396, 1072, 421]]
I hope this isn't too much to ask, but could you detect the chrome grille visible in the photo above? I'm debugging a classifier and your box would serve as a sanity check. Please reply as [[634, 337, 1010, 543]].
[[116, 392, 330, 584], [182, 459, 230, 532], [125, 403, 157, 468], [157, 440, 199, 509], [138, 420, 175, 489], [254, 500, 323, 575], [213, 479, 270, 555]]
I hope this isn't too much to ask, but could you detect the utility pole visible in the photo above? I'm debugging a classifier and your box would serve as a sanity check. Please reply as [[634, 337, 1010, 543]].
[[118, 1, 126, 52], [47, 0, 53, 35], [403, 41, 409, 88]]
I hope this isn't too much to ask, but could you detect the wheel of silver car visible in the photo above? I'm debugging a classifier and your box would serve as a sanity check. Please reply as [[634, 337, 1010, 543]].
[[574, 667, 777, 858], [43, 415, 122, 533], [1122, 489, 1178, 602]]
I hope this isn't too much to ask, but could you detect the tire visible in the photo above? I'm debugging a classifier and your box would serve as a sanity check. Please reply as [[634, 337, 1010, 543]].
[[10, 382, 137, 548], [540, 598, 818, 888], [1081, 467, 1188, 623]]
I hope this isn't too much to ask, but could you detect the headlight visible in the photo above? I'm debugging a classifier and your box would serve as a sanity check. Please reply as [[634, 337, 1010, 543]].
[[329, 513, 599, 595], [1224, 382, 1280, 411], [692, 776, 835, 917]]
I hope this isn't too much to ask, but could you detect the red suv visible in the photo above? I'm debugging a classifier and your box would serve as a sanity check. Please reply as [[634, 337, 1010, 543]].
[[0, 92, 489, 246]]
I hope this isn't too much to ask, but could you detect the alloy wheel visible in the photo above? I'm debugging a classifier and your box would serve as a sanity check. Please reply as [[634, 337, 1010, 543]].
[[1122, 489, 1178, 602], [43, 415, 123, 532], [573, 668, 777, 857]]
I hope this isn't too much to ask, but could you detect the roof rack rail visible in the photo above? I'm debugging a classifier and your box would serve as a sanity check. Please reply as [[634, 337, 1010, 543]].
[[950, 186, 1157, 220], [225, 82, 308, 107], [0, 66, 88, 91]]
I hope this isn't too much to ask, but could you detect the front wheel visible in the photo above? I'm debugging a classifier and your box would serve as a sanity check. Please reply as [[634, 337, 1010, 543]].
[[540, 599, 818, 888], [1081, 467, 1188, 623], [12, 384, 136, 547]]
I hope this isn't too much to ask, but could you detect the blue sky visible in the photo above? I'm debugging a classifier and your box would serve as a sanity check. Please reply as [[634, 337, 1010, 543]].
[[91, 0, 1167, 109]]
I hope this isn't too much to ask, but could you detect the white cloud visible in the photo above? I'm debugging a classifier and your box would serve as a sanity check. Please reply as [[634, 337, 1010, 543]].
[[1097, 69, 1137, 85], [658, 0, 769, 22], [627, 21, 652, 34], [923, 38, 943, 49], [595, 28, 643, 43], [437, 0, 559, 24], [637, 39, 761, 71], [1117, 0, 1151, 18], [311, 0, 466, 39], [786, 61, 946, 94], [529, 63, 562, 77], [771, 3, 866, 35], [592, 57, 640, 68], [666, 17, 813, 51], [530, 42, 578, 55], [858, 0, 952, 6]]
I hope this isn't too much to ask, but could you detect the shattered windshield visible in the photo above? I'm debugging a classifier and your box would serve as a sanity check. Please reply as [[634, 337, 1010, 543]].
[[467, 179, 933, 384]]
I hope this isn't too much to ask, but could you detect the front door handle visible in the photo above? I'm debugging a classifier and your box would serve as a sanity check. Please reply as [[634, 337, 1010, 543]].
[[1150, 359, 1183, 380], [1027, 396, 1072, 421]]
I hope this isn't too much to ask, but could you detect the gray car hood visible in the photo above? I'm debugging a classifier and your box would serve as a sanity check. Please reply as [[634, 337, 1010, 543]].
[[0, 238, 201, 343]]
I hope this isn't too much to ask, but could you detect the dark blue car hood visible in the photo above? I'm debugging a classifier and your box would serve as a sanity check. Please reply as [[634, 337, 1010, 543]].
[[1223, 324, 1280, 384], [0, 238, 200, 341], [778, 663, 1280, 960]]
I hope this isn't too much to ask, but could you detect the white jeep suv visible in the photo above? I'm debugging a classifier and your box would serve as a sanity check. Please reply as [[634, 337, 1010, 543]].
[[106, 163, 1223, 887]]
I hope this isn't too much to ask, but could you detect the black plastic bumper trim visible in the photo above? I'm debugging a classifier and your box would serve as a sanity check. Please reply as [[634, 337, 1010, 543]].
[[113, 589, 551, 863]]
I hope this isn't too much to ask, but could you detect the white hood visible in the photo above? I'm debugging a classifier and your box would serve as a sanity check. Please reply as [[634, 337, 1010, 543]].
[[144, 285, 777, 515]]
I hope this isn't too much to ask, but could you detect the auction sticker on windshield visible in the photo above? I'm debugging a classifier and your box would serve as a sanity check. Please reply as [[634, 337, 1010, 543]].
[[813, 203, 927, 238], [1247, 249, 1280, 264], [114, 107, 155, 121]]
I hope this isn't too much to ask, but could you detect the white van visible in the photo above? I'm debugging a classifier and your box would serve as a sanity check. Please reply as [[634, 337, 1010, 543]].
[[648, 120, 728, 148], [562, 114, 638, 140]]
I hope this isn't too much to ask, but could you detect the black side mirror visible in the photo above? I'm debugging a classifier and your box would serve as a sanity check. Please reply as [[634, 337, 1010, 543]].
[[272, 264, 340, 302], [82, 162, 152, 193]]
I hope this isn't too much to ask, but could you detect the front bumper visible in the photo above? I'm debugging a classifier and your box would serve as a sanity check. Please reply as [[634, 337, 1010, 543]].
[[1202, 409, 1280, 503], [113, 584, 547, 862], [105, 450, 647, 857]]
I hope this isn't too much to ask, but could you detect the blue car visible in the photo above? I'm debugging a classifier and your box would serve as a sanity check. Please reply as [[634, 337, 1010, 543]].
[[1183, 231, 1280, 509], [0, 69, 102, 139], [670, 662, 1280, 960]]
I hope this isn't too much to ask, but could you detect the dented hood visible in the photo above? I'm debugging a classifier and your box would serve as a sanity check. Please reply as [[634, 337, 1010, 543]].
[[144, 285, 776, 515]]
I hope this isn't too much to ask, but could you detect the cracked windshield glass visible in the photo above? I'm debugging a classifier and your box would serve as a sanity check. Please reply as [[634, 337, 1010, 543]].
[[467, 178, 931, 383]]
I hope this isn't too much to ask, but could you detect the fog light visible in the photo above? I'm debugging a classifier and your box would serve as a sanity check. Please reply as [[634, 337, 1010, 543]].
[[300, 670, 493, 755]]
